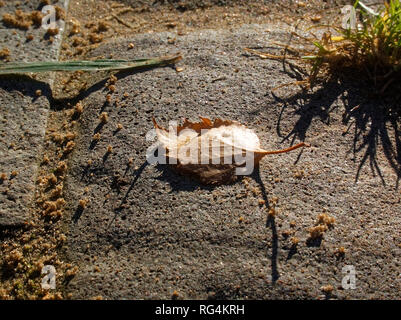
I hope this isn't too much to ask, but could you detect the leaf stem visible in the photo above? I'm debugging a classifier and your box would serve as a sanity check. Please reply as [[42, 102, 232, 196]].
[[261, 142, 310, 155]]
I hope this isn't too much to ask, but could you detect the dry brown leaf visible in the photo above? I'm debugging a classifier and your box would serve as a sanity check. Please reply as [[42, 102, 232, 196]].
[[152, 117, 309, 184]]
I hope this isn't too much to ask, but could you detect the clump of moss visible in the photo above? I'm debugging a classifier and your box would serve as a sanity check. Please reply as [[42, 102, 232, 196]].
[[51, 185, 63, 198], [0, 47, 10, 61], [290, 236, 299, 246], [63, 141, 76, 155], [172, 290, 180, 299], [99, 112, 109, 123], [320, 284, 334, 295], [308, 224, 328, 239], [89, 33, 103, 44], [50, 132, 64, 144], [69, 22, 80, 36], [65, 132, 76, 141], [335, 246, 346, 257], [97, 21, 110, 32], [30, 11, 44, 26], [127, 158, 134, 169], [55, 6, 65, 21], [107, 75, 117, 86], [2, 10, 46, 30], [71, 36, 87, 47], [74, 102, 84, 116], [307, 212, 336, 240], [47, 173, 57, 185], [93, 133, 101, 141], [2, 10, 32, 30], [316, 213, 336, 227], [108, 84, 116, 93], [267, 196, 279, 218], [55, 161, 67, 175], [282, 229, 293, 238], [78, 198, 89, 209], [46, 28, 59, 36], [43, 198, 65, 216], [3, 249, 23, 270]]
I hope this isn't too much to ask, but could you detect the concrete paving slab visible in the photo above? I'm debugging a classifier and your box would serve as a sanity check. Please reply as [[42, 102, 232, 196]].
[[0, 0, 67, 63], [62, 24, 401, 299], [0, 0, 69, 226], [0, 76, 52, 226]]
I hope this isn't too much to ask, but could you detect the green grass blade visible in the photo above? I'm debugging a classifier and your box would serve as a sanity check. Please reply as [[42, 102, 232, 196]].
[[301, 55, 319, 60], [0, 55, 182, 75]]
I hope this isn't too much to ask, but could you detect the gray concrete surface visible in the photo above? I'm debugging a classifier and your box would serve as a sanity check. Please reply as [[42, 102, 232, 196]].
[[0, 0, 66, 64], [0, 0, 68, 226], [0, 0, 399, 299], [0, 76, 52, 227], [62, 24, 401, 299]]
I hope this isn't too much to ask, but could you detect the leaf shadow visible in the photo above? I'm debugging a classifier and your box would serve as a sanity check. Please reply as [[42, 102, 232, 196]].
[[155, 164, 217, 192]]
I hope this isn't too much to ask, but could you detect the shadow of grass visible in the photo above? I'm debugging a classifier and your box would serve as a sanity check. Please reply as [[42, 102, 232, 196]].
[[251, 166, 280, 284], [272, 74, 401, 188]]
